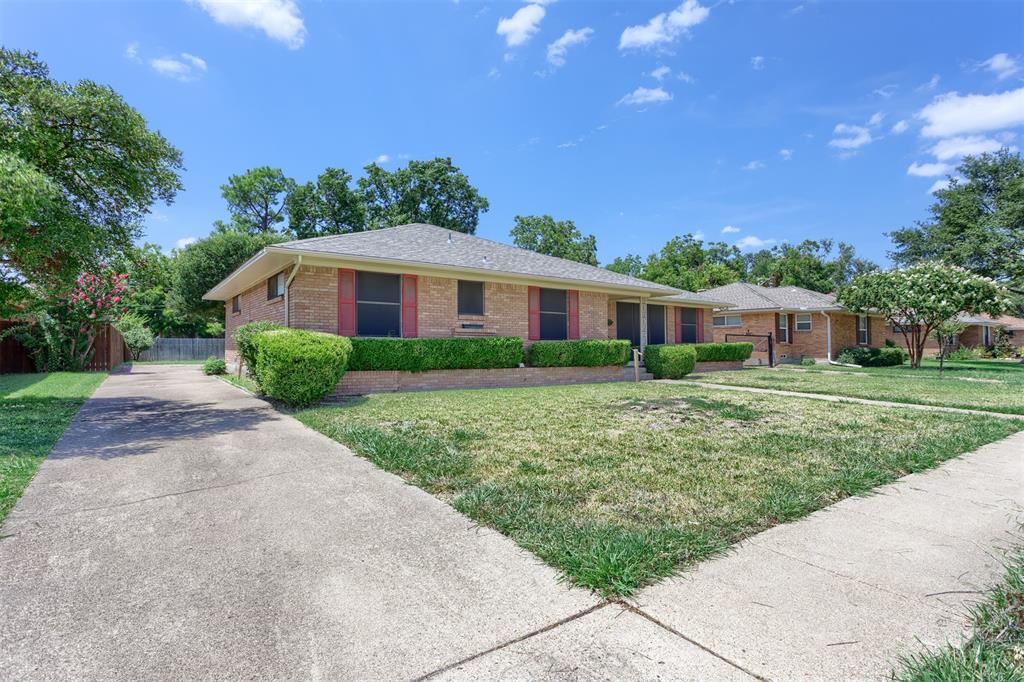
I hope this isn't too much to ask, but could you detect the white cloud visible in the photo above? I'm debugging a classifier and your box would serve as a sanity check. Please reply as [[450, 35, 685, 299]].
[[917, 74, 940, 92], [735, 235, 775, 250], [906, 161, 952, 177], [917, 88, 1024, 137], [928, 178, 953, 194], [176, 236, 197, 249], [778, 148, 793, 160], [721, 225, 740, 234], [750, 55, 765, 71], [545, 27, 593, 68], [487, 66, 500, 79], [867, 111, 884, 126], [650, 65, 671, 81], [187, 0, 306, 49], [617, 86, 672, 106], [873, 84, 898, 99], [125, 42, 140, 61], [929, 135, 1010, 161], [828, 123, 873, 149], [497, 3, 545, 47], [891, 119, 909, 135], [742, 160, 765, 171], [374, 154, 391, 164], [150, 54, 207, 82], [677, 71, 695, 83], [983, 53, 1020, 81], [619, 0, 711, 50], [556, 141, 578, 149]]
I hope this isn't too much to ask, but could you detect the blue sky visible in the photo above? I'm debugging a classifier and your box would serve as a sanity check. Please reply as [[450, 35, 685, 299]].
[[3, 0, 1023, 266]]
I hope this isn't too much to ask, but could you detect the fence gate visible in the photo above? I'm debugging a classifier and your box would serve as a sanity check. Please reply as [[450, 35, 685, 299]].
[[725, 332, 774, 367]]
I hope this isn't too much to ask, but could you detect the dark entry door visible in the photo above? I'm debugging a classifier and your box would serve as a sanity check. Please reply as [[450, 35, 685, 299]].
[[648, 305, 665, 345], [616, 302, 641, 348]]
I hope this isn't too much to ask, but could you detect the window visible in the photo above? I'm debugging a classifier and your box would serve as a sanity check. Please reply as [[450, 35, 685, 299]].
[[795, 313, 812, 332], [458, 280, 484, 316], [857, 315, 869, 345], [982, 325, 992, 347], [777, 313, 790, 343], [892, 322, 910, 334], [267, 272, 285, 300], [648, 305, 665, 345], [713, 314, 741, 327], [538, 288, 567, 340], [231, 295, 241, 314], [356, 271, 402, 337], [679, 307, 699, 343]]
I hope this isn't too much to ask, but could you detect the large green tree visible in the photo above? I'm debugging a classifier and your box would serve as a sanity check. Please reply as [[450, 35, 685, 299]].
[[838, 262, 1009, 368], [889, 149, 1024, 291], [605, 254, 644, 278], [168, 229, 285, 321], [286, 167, 366, 238], [623, 234, 744, 292], [358, 157, 489, 233], [510, 215, 598, 265], [0, 48, 183, 312], [745, 240, 877, 293], [221, 166, 295, 234]]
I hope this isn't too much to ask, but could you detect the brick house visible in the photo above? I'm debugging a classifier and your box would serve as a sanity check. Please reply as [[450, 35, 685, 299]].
[[203, 223, 728, 365], [700, 282, 892, 364]]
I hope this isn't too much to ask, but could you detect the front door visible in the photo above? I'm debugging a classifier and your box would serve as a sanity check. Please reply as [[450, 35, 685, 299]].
[[648, 304, 665, 345], [616, 302, 641, 348]]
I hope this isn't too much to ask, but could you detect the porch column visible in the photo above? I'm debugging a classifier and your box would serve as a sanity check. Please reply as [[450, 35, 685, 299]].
[[639, 297, 648, 352]]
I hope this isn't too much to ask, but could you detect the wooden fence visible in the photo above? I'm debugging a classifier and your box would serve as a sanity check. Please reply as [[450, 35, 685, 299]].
[[136, 337, 225, 362], [0, 322, 124, 373]]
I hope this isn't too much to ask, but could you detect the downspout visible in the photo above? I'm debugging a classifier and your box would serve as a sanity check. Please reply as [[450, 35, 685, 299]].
[[822, 311, 832, 363], [283, 255, 302, 328]]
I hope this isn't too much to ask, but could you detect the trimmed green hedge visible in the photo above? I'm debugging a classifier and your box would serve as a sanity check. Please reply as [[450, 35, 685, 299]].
[[644, 344, 697, 379], [836, 346, 907, 367], [526, 339, 631, 368], [234, 320, 284, 377], [348, 336, 523, 372], [691, 342, 754, 362], [202, 357, 226, 375], [253, 329, 352, 406]]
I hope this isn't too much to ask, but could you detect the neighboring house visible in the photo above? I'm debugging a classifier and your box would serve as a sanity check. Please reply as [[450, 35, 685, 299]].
[[988, 314, 1024, 349], [203, 223, 728, 363], [955, 313, 1023, 350], [700, 282, 890, 364]]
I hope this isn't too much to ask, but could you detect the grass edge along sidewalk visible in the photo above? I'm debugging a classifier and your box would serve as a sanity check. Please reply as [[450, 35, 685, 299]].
[[295, 381, 1023, 598], [0, 372, 107, 525]]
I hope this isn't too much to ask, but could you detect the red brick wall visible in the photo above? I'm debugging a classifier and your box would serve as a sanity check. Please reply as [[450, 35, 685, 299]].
[[224, 266, 289, 351], [711, 311, 889, 362]]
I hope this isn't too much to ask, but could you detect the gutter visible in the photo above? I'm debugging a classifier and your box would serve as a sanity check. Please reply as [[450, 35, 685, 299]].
[[821, 310, 860, 367], [283, 255, 302, 327]]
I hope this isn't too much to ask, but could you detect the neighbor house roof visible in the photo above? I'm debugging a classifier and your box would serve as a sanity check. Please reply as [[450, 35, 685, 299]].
[[204, 223, 682, 301], [650, 292, 736, 308], [961, 313, 1024, 328], [698, 282, 843, 313]]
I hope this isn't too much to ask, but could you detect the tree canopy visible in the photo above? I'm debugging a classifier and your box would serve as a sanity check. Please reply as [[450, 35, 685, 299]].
[[889, 149, 1024, 292], [286, 167, 365, 239], [746, 239, 877, 292], [0, 48, 183, 312], [510, 215, 598, 265], [837, 261, 1009, 368], [221, 166, 295, 234]]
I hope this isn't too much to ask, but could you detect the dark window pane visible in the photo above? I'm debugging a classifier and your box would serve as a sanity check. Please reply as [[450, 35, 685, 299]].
[[539, 312, 567, 340], [539, 288, 566, 313], [648, 305, 665, 344], [681, 325, 698, 344], [680, 307, 698, 325], [458, 280, 484, 316], [357, 271, 401, 304], [357, 302, 401, 337]]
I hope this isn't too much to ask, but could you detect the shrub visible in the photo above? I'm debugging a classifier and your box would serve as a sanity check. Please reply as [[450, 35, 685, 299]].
[[690, 342, 754, 362], [800, 357, 817, 366], [116, 312, 155, 361], [526, 339, 631, 368], [836, 346, 906, 367], [348, 336, 523, 372], [234, 320, 283, 377], [947, 346, 980, 362], [202, 357, 226, 375], [644, 344, 697, 379], [252, 329, 352, 407]]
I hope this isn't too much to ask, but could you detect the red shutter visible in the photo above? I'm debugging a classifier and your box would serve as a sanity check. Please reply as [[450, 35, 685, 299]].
[[865, 316, 871, 345], [775, 313, 783, 344], [696, 308, 705, 343], [567, 290, 580, 339], [789, 314, 796, 343], [675, 307, 683, 344], [402, 275, 418, 338], [528, 286, 540, 341], [338, 268, 356, 337]]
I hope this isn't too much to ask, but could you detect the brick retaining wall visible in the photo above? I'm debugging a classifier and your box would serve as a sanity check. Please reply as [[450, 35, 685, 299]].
[[691, 360, 745, 373]]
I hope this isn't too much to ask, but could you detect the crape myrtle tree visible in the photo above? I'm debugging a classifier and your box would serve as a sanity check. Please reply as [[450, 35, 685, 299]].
[[837, 262, 1010, 369], [0, 48, 183, 314], [930, 318, 967, 375]]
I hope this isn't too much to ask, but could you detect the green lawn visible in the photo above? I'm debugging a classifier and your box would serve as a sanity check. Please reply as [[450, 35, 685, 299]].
[[219, 373, 259, 393], [691, 359, 1024, 416], [297, 381, 1021, 597], [895, 539, 1024, 681], [0, 372, 107, 524]]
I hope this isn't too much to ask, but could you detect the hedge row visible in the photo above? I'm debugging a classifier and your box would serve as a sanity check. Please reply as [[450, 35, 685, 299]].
[[836, 346, 907, 367], [252, 329, 352, 406], [691, 342, 754, 362], [526, 339, 631, 368], [348, 336, 523, 372], [644, 345, 697, 379]]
